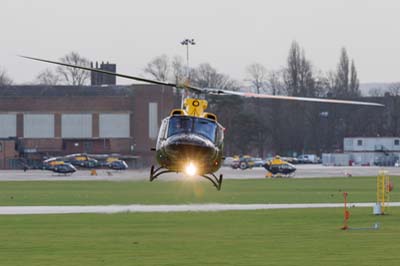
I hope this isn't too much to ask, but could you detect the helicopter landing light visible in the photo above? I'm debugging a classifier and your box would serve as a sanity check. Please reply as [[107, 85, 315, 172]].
[[185, 162, 197, 176]]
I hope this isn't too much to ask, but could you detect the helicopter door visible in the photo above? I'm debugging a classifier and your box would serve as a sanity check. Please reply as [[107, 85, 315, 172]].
[[156, 118, 169, 148], [215, 125, 224, 145]]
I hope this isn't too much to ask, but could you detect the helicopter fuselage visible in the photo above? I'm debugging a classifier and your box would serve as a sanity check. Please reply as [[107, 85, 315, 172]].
[[155, 115, 224, 175], [263, 156, 296, 176]]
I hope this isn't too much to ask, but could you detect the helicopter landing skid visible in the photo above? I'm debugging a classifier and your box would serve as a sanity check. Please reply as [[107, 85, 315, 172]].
[[149, 165, 174, 182], [149, 165, 223, 190], [201, 173, 223, 191]]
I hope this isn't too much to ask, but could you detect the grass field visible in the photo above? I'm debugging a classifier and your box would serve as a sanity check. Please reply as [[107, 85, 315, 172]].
[[1, 208, 399, 266], [1, 176, 399, 265], [0, 176, 399, 206]]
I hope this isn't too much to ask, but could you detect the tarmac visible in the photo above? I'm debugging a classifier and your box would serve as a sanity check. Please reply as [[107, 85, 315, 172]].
[[0, 164, 399, 181]]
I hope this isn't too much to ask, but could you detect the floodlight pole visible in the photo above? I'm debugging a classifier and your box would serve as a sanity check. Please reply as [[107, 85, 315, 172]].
[[180, 38, 196, 81], [180, 38, 196, 108]]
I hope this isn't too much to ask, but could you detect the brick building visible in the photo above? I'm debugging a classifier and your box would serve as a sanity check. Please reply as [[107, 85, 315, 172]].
[[0, 84, 179, 169], [90, 61, 117, 86]]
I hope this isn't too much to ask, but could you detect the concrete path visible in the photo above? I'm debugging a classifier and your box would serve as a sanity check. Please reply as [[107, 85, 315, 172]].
[[1, 202, 399, 215]]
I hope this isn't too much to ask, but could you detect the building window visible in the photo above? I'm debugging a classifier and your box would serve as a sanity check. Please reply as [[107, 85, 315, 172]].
[[24, 114, 55, 138], [0, 143, 2, 152], [395, 139, 400, 146], [0, 114, 17, 138], [149, 102, 158, 139], [62, 114, 92, 138], [84, 142, 92, 153], [99, 113, 130, 138], [357, 139, 363, 146]]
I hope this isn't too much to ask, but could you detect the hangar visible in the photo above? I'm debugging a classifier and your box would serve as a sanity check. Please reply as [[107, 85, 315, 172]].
[[0, 84, 178, 169]]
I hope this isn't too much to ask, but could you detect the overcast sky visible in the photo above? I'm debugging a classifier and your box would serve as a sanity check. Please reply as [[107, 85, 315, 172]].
[[1, 0, 400, 85]]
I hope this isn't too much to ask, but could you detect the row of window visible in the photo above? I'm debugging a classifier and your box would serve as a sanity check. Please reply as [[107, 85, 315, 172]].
[[357, 139, 400, 146], [0, 113, 130, 138]]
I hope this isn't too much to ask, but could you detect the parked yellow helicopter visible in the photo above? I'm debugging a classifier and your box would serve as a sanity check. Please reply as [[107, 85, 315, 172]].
[[263, 156, 296, 177], [21, 56, 383, 190]]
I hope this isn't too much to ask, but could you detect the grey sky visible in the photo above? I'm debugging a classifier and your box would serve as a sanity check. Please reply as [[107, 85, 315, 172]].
[[2, 0, 400, 84]]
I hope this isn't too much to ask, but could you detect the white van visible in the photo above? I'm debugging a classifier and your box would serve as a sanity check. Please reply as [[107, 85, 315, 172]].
[[297, 154, 320, 164]]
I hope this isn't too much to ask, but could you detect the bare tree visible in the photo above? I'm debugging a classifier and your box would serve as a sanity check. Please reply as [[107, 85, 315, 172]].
[[368, 88, 385, 97], [331, 48, 361, 98], [283, 41, 316, 97], [349, 59, 360, 97], [57, 51, 90, 86], [144, 54, 170, 82], [388, 83, 400, 96], [246, 63, 267, 94], [192, 63, 238, 90], [335, 47, 349, 97], [36, 68, 60, 85], [171, 55, 186, 84], [267, 69, 285, 95], [0, 67, 13, 85]]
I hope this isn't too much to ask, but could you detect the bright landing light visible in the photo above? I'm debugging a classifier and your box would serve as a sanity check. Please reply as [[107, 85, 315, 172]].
[[185, 162, 197, 176]]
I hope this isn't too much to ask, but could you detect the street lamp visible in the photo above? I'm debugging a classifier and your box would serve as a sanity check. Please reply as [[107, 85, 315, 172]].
[[180, 38, 196, 79]]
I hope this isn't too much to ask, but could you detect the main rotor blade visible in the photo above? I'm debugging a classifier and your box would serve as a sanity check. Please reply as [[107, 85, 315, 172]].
[[206, 89, 384, 107], [20, 55, 384, 107], [20, 55, 204, 93]]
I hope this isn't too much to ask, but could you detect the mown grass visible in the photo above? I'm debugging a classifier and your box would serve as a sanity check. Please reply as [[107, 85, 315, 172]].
[[1, 177, 399, 265], [0, 208, 399, 266], [0, 176, 399, 205]]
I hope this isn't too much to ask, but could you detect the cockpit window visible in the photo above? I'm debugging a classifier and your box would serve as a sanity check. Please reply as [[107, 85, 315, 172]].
[[167, 116, 217, 142], [193, 119, 217, 142], [168, 117, 193, 136]]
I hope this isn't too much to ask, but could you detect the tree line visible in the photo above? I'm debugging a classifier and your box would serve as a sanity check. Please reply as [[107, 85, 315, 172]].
[[1, 42, 399, 157]]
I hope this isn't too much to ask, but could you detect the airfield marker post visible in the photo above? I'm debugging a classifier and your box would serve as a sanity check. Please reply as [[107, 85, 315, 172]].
[[341, 192, 350, 230], [375, 171, 392, 215]]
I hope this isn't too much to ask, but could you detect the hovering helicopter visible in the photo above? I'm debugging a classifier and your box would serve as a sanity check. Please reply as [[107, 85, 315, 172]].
[[21, 56, 384, 190], [263, 156, 296, 177]]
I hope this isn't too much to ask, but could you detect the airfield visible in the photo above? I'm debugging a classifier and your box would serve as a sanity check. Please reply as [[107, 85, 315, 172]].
[[1, 166, 400, 265], [0, 165, 399, 216]]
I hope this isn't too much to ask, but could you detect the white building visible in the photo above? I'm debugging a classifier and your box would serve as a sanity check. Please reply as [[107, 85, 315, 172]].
[[322, 137, 400, 166]]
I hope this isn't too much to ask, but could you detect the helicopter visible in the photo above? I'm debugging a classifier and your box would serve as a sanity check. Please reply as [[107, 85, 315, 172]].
[[43, 153, 129, 171], [42, 158, 77, 175], [64, 153, 99, 168], [263, 156, 296, 177], [21, 55, 384, 190]]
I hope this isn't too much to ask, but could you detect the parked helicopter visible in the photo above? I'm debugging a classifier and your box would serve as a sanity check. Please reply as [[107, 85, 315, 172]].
[[263, 156, 296, 177], [21, 55, 384, 190], [64, 153, 98, 168], [43, 158, 77, 175], [42, 153, 128, 173]]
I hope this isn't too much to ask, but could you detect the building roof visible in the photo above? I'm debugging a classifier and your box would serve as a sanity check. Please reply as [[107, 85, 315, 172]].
[[0, 85, 148, 97]]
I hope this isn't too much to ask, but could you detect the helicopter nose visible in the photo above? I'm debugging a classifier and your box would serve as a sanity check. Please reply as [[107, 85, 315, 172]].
[[164, 134, 217, 159]]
